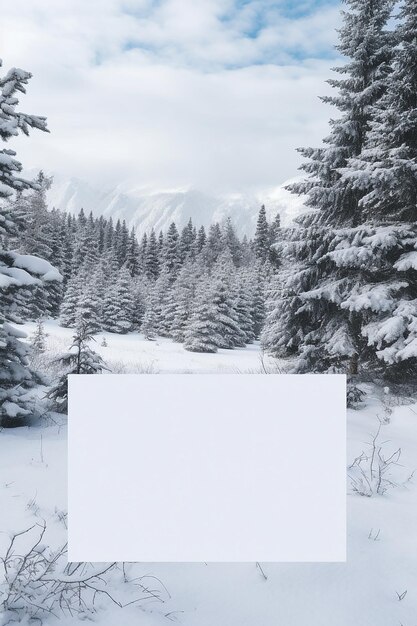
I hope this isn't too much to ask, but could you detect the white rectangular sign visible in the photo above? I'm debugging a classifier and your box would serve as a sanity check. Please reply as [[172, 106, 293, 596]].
[[68, 374, 346, 562]]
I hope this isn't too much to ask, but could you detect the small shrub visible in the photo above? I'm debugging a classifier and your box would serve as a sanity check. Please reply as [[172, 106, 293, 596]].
[[348, 423, 414, 496], [0, 522, 168, 623]]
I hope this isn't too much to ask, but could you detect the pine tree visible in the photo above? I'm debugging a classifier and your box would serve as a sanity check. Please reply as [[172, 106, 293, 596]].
[[152, 268, 173, 336], [158, 230, 164, 252], [179, 218, 194, 261], [196, 225, 206, 253], [72, 218, 99, 273], [141, 288, 159, 341], [20, 171, 54, 260], [167, 261, 199, 343], [337, 0, 417, 376], [222, 217, 242, 266], [131, 276, 148, 329], [184, 279, 222, 353], [20, 172, 58, 319], [254, 205, 269, 262], [47, 320, 106, 413], [211, 252, 246, 349], [163, 222, 181, 281], [77, 277, 102, 334], [103, 216, 114, 252], [248, 265, 267, 339], [59, 272, 82, 328], [268, 213, 281, 267], [234, 272, 255, 344], [145, 228, 160, 280], [263, 0, 395, 374], [0, 61, 57, 426], [139, 232, 148, 273], [60, 214, 74, 284], [102, 265, 134, 333], [126, 228, 140, 276], [31, 319, 47, 353], [203, 223, 223, 266]]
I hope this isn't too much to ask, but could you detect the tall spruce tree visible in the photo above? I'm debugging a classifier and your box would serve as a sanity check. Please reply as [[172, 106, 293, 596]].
[[145, 228, 160, 280], [102, 266, 134, 333], [163, 222, 181, 281], [254, 205, 269, 262], [184, 278, 222, 353], [0, 60, 60, 426], [166, 261, 200, 342], [263, 0, 395, 375]]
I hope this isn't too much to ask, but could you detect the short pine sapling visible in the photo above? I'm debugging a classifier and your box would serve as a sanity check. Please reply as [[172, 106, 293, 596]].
[[30, 319, 47, 353], [47, 321, 107, 413]]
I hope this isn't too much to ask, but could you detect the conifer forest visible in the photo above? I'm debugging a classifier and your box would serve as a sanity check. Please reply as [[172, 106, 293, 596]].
[[1, 0, 417, 624]]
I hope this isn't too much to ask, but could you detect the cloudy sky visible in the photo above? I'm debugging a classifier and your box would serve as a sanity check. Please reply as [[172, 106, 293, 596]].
[[1, 0, 341, 194]]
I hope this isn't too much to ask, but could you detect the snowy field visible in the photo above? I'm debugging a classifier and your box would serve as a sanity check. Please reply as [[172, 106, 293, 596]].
[[23, 320, 280, 375], [0, 321, 416, 625]]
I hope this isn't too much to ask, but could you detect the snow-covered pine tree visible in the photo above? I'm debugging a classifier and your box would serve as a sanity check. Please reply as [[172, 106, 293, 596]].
[[163, 222, 181, 281], [152, 268, 173, 336], [179, 218, 194, 261], [222, 217, 242, 267], [30, 318, 47, 353], [166, 261, 200, 343], [19, 172, 59, 319], [47, 320, 106, 413], [59, 271, 82, 327], [202, 222, 223, 267], [183, 278, 222, 353], [102, 265, 134, 333], [337, 0, 417, 377], [141, 287, 159, 341], [254, 205, 269, 262], [0, 60, 61, 426], [125, 227, 140, 276], [158, 230, 164, 251], [250, 275, 266, 339], [118, 220, 130, 267], [72, 218, 99, 274], [234, 270, 256, 344], [196, 225, 206, 253], [103, 216, 114, 252], [20, 171, 53, 259], [263, 0, 395, 374], [211, 252, 247, 349], [76, 273, 103, 334], [145, 228, 160, 280], [46, 208, 65, 315], [131, 276, 148, 330], [268, 213, 281, 267], [59, 214, 74, 285], [138, 232, 147, 273]]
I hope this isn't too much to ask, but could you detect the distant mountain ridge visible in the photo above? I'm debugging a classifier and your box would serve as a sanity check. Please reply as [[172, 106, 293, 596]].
[[45, 174, 307, 237]]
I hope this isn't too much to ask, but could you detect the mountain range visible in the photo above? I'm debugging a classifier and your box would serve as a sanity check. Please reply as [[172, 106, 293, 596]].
[[45, 175, 307, 237]]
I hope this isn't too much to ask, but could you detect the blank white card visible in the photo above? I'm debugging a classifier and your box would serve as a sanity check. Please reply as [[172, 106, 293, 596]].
[[68, 374, 346, 562]]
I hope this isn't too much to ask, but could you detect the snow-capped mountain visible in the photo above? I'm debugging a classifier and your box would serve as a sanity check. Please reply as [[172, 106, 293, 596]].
[[45, 175, 307, 237]]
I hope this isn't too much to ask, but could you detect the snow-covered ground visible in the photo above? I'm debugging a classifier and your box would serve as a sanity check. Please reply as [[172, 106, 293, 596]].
[[23, 319, 280, 374], [1, 321, 416, 625]]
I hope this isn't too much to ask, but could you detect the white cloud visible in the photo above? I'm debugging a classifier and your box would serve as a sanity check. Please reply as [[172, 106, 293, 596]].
[[0, 0, 341, 193]]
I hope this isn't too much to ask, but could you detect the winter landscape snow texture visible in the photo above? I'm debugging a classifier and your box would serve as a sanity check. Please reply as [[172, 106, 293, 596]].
[[2, 0, 417, 623], [1, 321, 417, 625]]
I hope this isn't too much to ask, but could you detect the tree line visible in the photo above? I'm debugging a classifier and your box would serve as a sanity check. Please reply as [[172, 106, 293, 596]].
[[9, 175, 281, 352]]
